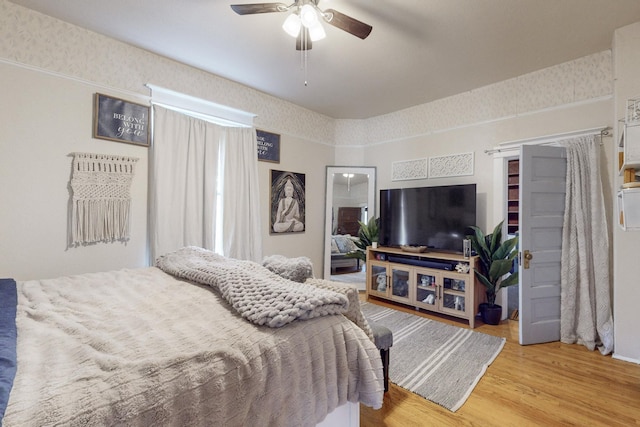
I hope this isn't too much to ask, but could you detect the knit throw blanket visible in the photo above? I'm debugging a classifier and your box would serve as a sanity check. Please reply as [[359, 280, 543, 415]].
[[156, 247, 349, 327], [70, 153, 138, 245]]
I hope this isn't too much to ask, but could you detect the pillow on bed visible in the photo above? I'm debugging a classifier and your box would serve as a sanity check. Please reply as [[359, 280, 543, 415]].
[[262, 255, 314, 283], [331, 237, 340, 254], [333, 235, 358, 253]]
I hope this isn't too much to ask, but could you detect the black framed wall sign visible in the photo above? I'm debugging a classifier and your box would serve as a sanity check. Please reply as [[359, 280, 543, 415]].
[[93, 93, 150, 147], [257, 129, 280, 163]]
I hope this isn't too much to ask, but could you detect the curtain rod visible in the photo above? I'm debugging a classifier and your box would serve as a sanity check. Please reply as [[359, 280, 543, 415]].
[[485, 126, 611, 155]]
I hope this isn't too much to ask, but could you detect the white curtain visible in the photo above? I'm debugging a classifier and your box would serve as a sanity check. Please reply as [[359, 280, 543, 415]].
[[220, 126, 262, 261], [560, 135, 614, 355], [150, 105, 262, 262]]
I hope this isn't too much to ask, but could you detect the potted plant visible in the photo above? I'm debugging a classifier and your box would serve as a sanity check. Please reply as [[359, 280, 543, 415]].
[[346, 217, 379, 263], [467, 221, 519, 325]]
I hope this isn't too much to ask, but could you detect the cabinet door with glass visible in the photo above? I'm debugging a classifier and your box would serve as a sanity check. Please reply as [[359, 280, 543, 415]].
[[414, 268, 440, 310], [389, 264, 412, 303], [439, 272, 470, 317], [367, 261, 390, 297]]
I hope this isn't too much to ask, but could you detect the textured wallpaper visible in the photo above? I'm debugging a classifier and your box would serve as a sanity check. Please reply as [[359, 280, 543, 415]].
[[335, 50, 613, 146], [0, 0, 612, 147]]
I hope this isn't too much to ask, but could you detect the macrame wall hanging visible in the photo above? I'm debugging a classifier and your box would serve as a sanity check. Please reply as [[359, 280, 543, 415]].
[[70, 152, 139, 246]]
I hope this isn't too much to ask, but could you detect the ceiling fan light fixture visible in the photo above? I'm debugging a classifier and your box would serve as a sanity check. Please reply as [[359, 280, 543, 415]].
[[282, 13, 301, 38], [300, 4, 318, 28], [308, 22, 326, 41]]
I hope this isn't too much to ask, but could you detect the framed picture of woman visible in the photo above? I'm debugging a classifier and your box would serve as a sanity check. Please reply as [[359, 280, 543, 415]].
[[270, 170, 305, 234]]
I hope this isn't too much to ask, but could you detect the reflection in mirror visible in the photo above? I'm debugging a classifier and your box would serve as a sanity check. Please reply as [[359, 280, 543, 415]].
[[324, 166, 376, 289], [333, 173, 369, 235]]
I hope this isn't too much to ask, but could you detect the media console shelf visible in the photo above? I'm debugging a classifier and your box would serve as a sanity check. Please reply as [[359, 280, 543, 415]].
[[366, 246, 485, 328]]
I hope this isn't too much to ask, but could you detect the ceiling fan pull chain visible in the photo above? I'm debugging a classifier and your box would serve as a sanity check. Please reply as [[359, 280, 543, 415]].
[[304, 49, 308, 86], [300, 29, 308, 86]]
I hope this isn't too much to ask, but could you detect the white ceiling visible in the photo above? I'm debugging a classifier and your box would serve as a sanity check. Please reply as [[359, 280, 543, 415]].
[[10, 0, 640, 119]]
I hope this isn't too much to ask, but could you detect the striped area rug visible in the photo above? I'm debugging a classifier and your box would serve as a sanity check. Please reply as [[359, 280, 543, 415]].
[[361, 302, 506, 412]]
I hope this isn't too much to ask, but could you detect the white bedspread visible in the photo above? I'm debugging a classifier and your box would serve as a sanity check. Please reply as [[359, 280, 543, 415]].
[[4, 267, 383, 426]]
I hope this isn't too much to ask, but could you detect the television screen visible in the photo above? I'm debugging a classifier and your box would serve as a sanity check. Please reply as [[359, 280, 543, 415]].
[[379, 184, 476, 253]]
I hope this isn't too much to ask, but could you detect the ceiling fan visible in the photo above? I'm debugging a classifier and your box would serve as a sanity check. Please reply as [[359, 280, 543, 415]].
[[230, 1, 372, 51]]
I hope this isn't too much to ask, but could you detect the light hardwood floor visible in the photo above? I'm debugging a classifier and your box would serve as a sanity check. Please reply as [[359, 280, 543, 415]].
[[360, 297, 640, 427]]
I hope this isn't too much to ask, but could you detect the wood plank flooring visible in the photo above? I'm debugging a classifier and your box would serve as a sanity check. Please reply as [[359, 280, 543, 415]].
[[359, 297, 640, 427]]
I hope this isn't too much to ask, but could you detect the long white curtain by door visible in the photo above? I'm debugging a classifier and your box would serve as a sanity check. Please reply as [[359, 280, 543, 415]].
[[150, 106, 262, 262], [560, 135, 614, 355]]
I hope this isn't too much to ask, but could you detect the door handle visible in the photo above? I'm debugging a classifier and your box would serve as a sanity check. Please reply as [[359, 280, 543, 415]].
[[523, 250, 533, 269]]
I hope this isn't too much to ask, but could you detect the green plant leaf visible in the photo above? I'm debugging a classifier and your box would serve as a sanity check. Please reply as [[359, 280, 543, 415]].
[[488, 259, 514, 281], [489, 221, 503, 254], [493, 236, 518, 260], [473, 268, 495, 292], [468, 226, 491, 275], [468, 220, 520, 306], [499, 271, 519, 289], [347, 217, 379, 262]]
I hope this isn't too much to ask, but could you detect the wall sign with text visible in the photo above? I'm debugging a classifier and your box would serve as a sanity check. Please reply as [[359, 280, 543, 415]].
[[93, 93, 150, 147], [257, 129, 280, 163]]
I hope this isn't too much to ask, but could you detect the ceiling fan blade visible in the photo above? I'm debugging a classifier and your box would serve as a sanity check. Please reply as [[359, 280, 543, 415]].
[[230, 3, 288, 15], [323, 8, 372, 40], [296, 27, 312, 51]]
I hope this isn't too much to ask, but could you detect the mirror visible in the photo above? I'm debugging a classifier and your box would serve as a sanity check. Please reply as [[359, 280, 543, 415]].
[[323, 166, 376, 285]]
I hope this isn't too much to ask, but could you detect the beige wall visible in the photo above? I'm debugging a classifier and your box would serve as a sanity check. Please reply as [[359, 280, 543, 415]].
[[0, 55, 332, 279], [612, 22, 640, 362], [258, 135, 334, 275], [0, 58, 334, 280], [0, 62, 149, 280]]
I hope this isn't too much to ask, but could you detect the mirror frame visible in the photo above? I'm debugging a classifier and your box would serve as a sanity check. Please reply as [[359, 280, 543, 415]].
[[323, 166, 377, 280]]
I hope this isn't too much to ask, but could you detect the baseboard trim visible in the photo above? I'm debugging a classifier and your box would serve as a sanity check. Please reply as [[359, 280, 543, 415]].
[[612, 353, 640, 365]]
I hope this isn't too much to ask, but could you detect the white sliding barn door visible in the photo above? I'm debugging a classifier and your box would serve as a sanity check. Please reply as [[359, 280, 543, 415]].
[[518, 145, 567, 345]]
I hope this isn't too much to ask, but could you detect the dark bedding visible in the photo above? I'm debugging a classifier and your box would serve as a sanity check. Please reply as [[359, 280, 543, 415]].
[[0, 279, 17, 425]]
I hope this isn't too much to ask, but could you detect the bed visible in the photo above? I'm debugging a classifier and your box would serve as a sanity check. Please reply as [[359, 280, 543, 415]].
[[0, 247, 383, 426]]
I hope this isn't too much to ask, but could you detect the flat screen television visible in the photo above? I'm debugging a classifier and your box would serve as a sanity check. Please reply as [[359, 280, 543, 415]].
[[379, 184, 476, 253]]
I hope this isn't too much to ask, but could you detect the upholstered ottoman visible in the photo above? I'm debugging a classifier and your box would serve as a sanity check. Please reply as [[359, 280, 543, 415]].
[[369, 322, 393, 392]]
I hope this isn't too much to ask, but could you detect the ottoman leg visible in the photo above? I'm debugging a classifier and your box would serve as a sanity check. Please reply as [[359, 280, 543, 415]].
[[380, 348, 390, 392]]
